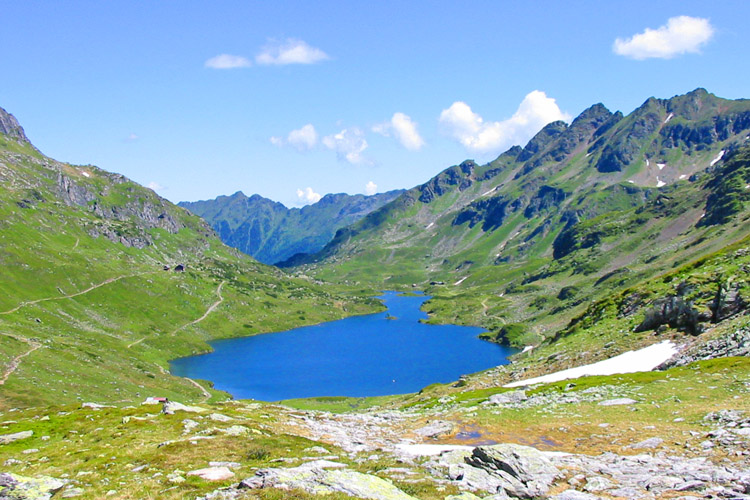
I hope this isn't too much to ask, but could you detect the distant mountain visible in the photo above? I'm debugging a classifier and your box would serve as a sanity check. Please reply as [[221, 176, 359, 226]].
[[284, 89, 750, 343], [179, 189, 403, 265]]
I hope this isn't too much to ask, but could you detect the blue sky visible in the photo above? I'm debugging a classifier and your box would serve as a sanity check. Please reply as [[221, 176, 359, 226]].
[[2, 1, 749, 206]]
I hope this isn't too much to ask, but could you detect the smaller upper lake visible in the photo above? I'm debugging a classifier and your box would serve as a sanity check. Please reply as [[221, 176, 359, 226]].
[[170, 291, 516, 401]]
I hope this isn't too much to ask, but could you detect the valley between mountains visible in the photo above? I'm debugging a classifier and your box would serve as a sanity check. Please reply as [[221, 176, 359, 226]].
[[1, 89, 749, 500]]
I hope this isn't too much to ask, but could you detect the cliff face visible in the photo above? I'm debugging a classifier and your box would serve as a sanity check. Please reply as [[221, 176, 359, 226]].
[[0, 106, 29, 143]]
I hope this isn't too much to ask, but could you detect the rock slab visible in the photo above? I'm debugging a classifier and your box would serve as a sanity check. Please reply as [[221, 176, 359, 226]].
[[241, 463, 419, 500], [466, 443, 560, 498], [0, 472, 67, 500]]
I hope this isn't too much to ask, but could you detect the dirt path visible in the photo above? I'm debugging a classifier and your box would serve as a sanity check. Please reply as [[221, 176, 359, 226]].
[[0, 336, 41, 385], [127, 337, 145, 348], [170, 281, 226, 336], [480, 298, 490, 316], [185, 377, 212, 402], [153, 362, 212, 403], [0, 272, 156, 315]]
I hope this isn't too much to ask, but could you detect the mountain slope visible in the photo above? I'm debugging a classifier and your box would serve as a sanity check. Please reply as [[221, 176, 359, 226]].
[[0, 106, 380, 409], [286, 89, 750, 343], [179, 189, 403, 265]]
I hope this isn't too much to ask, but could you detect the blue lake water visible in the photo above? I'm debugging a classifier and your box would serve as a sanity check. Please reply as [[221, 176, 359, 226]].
[[170, 291, 516, 401]]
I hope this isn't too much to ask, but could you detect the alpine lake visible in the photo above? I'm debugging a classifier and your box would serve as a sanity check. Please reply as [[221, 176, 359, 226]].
[[170, 291, 516, 401]]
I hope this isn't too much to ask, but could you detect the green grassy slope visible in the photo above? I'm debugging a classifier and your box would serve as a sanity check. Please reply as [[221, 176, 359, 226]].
[[0, 107, 381, 409], [287, 89, 750, 345]]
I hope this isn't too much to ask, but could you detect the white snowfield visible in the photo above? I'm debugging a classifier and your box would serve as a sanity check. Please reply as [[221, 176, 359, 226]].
[[503, 340, 678, 388], [710, 150, 725, 167]]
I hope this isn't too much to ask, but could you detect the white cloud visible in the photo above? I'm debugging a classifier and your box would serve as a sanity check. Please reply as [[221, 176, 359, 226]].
[[125, 133, 138, 142], [613, 16, 714, 60], [204, 54, 252, 69], [296, 187, 322, 204], [439, 91, 569, 156], [373, 112, 424, 151], [256, 39, 329, 65], [147, 181, 164, 192], [365, 181, 377, 195], [287, 124, 318, 151], [270, 124, 318, 152], [322, 127, 369, 164]]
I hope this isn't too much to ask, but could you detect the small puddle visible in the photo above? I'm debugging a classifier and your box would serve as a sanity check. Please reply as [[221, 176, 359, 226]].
[[450, 425, 499, 446]]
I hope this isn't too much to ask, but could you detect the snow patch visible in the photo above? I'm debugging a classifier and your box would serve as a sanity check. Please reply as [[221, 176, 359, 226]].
[[745, 185, 750, 190], [645, 158, 650, 167], [503, 340, 678, 388], [656, 177, 666, 188], [664, 112, 674, 124], [81, 171, 90, 178], [710, 150, 725, 167], [679, 175, 688, 180], [627, 180, 635, 184], [481, 187, 497, 197], [522, 345, 534, 354], [656, 163, 666, 170], [585, 152, 592, 158], [425, 222, 434, 230], [454, 276, 467, 286]]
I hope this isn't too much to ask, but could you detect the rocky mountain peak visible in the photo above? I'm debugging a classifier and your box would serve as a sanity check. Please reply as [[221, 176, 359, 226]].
[[517, 121, 568, 162], [0, 106, 30, 143], [569, 103, 613, 130]]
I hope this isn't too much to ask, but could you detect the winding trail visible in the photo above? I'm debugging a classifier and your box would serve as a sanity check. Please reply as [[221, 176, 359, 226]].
[[480, 298, 490, 316], [0, 336, 41, 385], [160, 280, 226, 402], [170, 281, 226, 336], [186, 377, 212, 402], [0, 272, 156, 316], [154, 362, 212, 403], [127, 337, 145, 349]]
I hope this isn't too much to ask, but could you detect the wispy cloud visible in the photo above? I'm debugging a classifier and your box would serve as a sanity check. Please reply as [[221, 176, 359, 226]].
[[373, 112, 425, 151], [439, 91, 569, 156], [613, 16, 714, 60], [296, 187, 322, 204], [204, 53, 252, 69], [322, 127, 369, 164], [256, 39, 329, 65], [270, 124, 319, 152], [365, 181, 377, 196], [124, 133, 139, 142], [147, 181, 164, 192]]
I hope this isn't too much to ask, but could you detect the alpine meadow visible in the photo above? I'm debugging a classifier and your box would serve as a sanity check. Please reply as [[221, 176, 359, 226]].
[[1, 3, 750, 500]]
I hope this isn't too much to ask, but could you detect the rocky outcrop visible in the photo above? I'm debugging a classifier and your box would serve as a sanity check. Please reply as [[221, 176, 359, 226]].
[[634, 296, 704, 335], [659, 326, 750, 369], [465, 444, 560, 498], [201, 461, 419, 500], [427, 439, 750, 500], [0, 107, 30, 143], [0, 430, 33, 445], [419, 161, 476, 203], [0, 473, 67, 500], [523, 186, 567, 219]]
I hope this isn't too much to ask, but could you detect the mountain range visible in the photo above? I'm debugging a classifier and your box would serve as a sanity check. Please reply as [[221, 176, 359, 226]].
[[179, 189, 403, 265], [275, 88, 750, 343]]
